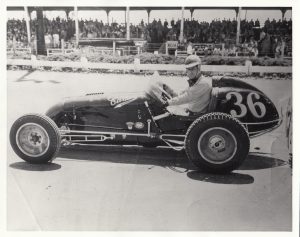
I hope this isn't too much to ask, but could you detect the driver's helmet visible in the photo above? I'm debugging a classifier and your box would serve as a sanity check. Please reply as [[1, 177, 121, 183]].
[[185, 55, 201, 69]]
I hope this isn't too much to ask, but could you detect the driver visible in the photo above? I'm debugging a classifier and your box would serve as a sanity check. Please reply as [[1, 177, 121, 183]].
[[165, 55, 212, 115]]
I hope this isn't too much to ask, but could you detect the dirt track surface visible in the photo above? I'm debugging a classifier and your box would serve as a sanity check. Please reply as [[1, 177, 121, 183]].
[[7, 70, 292, 231]]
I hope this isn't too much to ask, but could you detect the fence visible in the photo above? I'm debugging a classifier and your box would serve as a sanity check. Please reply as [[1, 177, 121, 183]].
[[7, 38, 291, 59], [118, 46, 143, 55], [174, 42, 288, 58], [47, 48, 79, 56], [7, 56, 292, 75], [7, 47, 31, 55]]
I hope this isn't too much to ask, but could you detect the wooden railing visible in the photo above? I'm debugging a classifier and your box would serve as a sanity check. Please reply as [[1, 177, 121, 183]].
[[7, 56, 292, 75]]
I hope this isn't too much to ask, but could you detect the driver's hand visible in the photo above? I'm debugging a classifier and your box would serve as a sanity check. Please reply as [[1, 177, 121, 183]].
[[166, 106, 189, 116], [161, 94, 169, 105]]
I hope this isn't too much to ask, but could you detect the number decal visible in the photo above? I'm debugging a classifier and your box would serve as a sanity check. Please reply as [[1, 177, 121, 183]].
[[226, 92, 266, 118], [225, 92, 247, 118], [247, 92, 266, 118]]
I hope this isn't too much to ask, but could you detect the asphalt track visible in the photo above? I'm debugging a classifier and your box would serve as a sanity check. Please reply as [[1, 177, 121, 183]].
[[7, 70, 292, 231]]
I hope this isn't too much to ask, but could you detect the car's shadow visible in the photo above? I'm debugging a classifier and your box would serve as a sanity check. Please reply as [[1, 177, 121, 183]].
[[186, 171, 254, 184], [55, 145, 287, 185], [239, 153, 287, 170], [9, 162, 61, 171], [58, 145, 192, 170]]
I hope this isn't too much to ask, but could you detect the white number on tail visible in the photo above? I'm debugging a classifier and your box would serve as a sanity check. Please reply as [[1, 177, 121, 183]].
[[226, 92, 266, 118], [225, 92, 247, 118], [247, 92, 266, 118]]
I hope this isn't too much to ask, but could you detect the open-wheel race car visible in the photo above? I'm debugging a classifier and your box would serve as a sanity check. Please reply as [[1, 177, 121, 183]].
[[10, 76, 282, 173]]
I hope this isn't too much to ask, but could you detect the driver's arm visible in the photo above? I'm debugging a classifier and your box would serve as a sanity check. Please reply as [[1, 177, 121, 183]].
[[167, 89, 193, 106], [168, 83, 210, 106]]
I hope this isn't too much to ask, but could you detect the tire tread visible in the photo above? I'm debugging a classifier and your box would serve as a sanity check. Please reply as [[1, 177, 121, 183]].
[[184, 112, 250, 173]]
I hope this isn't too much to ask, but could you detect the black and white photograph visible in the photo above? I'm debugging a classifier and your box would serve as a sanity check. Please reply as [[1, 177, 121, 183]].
[[1, 0, 298, 234]]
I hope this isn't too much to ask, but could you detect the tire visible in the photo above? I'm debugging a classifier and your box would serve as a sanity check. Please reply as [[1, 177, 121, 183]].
[[10, 114, 61, 163], [185, 112, 249, 174]]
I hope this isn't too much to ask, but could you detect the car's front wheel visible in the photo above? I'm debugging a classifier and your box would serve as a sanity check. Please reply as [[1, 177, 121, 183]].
[[10, 114, 61, 163], [185, 112, 249, 173]]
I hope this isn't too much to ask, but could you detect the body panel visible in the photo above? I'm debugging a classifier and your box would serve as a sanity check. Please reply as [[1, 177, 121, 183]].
[[45, 77, 280, 140]]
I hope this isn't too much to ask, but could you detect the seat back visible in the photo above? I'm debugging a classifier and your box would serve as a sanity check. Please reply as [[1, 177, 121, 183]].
[[207, 77, 221, 112], [207, 87, 219, 112]]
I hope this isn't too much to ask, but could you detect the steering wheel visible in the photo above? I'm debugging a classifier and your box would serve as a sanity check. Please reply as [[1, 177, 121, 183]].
[[157, 84, 177, 108], [156, 84, 172, 100]]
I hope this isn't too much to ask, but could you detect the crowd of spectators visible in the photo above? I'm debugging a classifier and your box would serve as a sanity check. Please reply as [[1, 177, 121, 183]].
[[7, 17, 76, 49], [7, 18, 28, 47], [7, 15, 292, 57], [78, 19, 144, 39]]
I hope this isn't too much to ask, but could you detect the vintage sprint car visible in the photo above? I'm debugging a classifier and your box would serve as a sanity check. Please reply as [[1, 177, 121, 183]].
[[9, 76, 282, 173]]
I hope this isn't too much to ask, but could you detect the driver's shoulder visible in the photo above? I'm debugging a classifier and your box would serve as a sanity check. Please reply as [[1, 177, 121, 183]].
[[192, 77, 212, 91], [198, 77, 212, 87]]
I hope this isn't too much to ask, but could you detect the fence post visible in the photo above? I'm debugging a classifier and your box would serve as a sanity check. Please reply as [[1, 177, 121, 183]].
[[81, 56, 89, 70], [113, 41, 116, 56], [175, 50, 177, 57], [31, 55, 37, 69], [134, 58, 140, 73], [221, 43, 225, 57], [138, 46, 140, 55], [12, 37, 16, 55], [245, 60, 252, 76], [281, 41, 285, 58], [166, 42, 168, 55], [61, 39, 65, 53]]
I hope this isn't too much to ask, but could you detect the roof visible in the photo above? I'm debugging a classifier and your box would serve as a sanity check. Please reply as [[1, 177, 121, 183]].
[[7, 6, 292, 12]]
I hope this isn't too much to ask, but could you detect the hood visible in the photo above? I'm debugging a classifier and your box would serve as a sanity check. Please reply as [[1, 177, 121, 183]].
[[45, 91, 145, 119]]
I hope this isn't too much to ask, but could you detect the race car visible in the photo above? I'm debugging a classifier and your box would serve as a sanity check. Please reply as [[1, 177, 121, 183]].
[[9, 76, 282, 173]]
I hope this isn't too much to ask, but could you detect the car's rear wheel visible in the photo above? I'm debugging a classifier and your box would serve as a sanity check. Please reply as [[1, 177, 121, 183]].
[[10, 114, 61, 163], [185, 112, 249, 173]]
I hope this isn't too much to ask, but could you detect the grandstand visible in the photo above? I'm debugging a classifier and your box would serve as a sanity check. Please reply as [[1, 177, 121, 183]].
[[6, 6, 292, 58]]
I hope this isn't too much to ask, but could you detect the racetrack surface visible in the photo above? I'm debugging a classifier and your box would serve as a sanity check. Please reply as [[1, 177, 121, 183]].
[[7, 70, 292, 231]]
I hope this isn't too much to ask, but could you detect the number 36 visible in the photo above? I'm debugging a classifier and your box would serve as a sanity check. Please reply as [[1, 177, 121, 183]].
[[226, 92, 266, 118]]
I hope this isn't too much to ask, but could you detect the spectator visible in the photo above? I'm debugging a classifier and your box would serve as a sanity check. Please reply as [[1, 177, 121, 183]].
[[187, 42, 194, 55], [258, 31, 272, 57], [275, 42, 282, 58], [171, 18, 174, 28], [164, 19, 168, 28], [44, 31, 52, 48], [7, 15, 292, 57]]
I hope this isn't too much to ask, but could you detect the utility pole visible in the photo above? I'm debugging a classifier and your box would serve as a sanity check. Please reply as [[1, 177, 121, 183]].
[[35, 7, 46, 55], [236, 7, 241, 45], [74, 6, 79, 47], [179, 7, 184, 43], [126, 7, 130, 40], [24, 6, 31, 47]]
